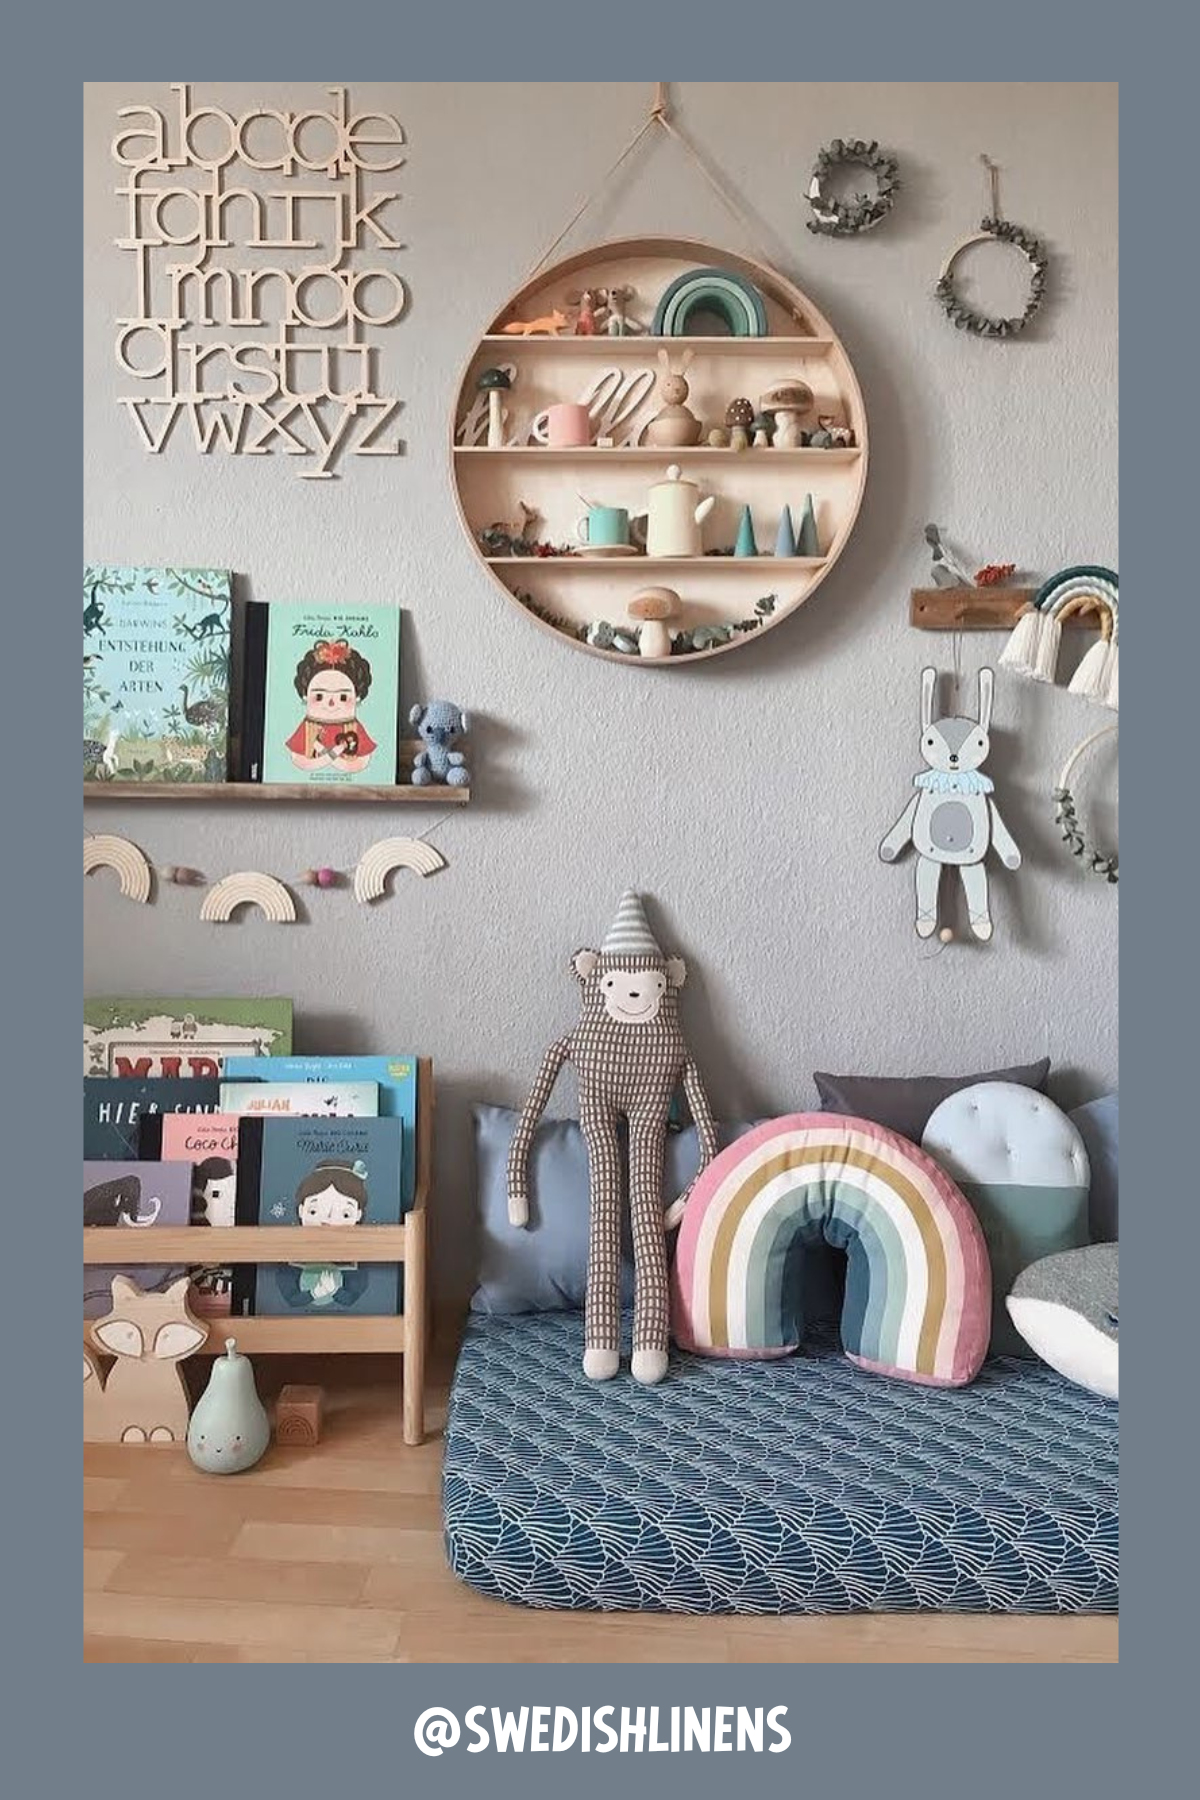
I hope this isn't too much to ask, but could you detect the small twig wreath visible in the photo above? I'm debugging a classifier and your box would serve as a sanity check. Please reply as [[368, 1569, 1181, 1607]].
[[935, 217, 1049, 338], [806, 139, 899, 236], [1053, 724, 1118, 884]]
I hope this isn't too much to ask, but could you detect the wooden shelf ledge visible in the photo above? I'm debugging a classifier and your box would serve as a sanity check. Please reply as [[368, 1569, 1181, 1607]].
[[84, 782, 469, 804], [488, 555, 827, 570], [84, 1314, 411, 1353], [477, 334, 836, 355], [84, 1225, 410, 1264], [455, 445, 861, 462], [84, 738, 469, 804]]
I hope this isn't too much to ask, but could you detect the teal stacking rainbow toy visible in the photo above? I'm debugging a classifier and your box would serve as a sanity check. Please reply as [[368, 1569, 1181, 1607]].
[[670, 1114, 991, 1387]]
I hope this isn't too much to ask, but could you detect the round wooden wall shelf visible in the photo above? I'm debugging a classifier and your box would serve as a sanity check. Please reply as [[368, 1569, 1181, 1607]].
[[451, 237, 868, 666]]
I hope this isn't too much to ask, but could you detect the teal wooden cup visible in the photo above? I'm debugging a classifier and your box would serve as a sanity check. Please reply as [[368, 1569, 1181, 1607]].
[[576, 505, 631, 547]]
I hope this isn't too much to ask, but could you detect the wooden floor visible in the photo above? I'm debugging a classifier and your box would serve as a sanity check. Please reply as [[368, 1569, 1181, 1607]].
[[84, 1350, 1118, 1664]]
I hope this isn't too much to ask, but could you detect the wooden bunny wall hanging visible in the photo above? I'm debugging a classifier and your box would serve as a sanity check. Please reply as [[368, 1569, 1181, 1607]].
[[879, 668, 1021, 942]]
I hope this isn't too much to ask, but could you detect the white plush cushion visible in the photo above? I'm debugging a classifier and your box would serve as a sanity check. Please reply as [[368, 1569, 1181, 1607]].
[[924, 1080, 1090, 1190], [922, 1081, 1090, 1356]]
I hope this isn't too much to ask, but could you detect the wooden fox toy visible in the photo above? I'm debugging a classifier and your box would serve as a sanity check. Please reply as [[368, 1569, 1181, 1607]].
[[84, 1274, 208, 1443]]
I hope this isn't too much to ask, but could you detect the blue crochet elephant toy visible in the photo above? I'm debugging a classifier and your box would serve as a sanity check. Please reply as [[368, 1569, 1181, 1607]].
[[409, 700, 470, 787]]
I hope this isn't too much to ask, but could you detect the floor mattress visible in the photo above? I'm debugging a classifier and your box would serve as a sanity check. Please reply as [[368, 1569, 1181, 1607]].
[[443, 1312, 1118, 1614]]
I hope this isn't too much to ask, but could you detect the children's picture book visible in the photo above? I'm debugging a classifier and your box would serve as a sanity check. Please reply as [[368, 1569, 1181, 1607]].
[[219, 1081, 379, 1118], [83, 1160, 193, 1318], [83, 566, 233, 783], [83, 1076, 221, 1159], [224, 1055, 419, 1209], [260, 604, 401, 787], [158, 1114, 241, 1318], [84, 998, 293, 1077], [235, 1117, 405, 1316]]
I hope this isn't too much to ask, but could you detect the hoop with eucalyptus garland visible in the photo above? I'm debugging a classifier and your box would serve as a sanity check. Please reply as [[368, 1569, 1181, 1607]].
[[1053, 724, 1118, 884], [806, 139, 899, 236], [935, 157, 1048, 338]]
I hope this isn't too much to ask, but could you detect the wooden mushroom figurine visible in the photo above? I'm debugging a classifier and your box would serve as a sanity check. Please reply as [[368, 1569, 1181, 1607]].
[[628, 586, 681, 659], [725, 397, 754, 451], [478, 367, 512, 447], [761, 381, 814, 449]]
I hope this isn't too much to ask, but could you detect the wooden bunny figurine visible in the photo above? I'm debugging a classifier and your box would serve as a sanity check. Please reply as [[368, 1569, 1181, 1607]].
[[641, 348, 702, 447], [85, 1274, 209, 1443], [879, 668, 1021, 942]]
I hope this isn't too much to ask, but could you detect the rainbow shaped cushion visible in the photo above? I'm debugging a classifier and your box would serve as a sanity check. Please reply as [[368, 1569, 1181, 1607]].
[[670, 1114, 991, 1387]]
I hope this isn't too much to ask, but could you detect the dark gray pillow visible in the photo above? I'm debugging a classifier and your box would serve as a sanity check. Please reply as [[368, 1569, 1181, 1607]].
[[471, 1106, 843, 1319], [813, 1057, 1051, 1146]]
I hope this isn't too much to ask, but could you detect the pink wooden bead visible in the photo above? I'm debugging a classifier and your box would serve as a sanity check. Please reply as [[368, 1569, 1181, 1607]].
[[315, 866, 337, 889]]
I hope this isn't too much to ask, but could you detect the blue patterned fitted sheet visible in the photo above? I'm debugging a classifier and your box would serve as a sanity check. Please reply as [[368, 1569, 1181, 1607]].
[[443, 1313, 1118, 1614]]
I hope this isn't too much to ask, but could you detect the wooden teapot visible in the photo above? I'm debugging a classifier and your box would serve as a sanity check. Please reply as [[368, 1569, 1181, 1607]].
[[645, 465, 716, 559]]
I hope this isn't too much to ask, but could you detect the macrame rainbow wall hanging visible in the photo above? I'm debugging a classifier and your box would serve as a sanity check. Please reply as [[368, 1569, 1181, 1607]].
[[999, 566, 1118, 711]]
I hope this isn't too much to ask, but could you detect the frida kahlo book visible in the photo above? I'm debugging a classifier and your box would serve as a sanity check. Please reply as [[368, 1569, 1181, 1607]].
[[260, 604, 401, 787], [83, 1159, 193, 1318], [83, 566, 232, 783], [84, 998, 293, 1078], [233, 1116, 404, 1317], [83, 1076, 221, 1159]]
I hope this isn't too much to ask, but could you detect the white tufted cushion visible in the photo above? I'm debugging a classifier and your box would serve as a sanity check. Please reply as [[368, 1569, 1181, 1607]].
[[923, 1082, 1090, 1356]]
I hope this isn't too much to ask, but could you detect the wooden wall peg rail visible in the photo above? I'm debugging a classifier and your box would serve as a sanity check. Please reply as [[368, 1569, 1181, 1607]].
[[910, 587, 1094, 631]]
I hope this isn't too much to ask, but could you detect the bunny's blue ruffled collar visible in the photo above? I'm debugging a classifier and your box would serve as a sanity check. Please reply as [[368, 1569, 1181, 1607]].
[[914, 769, 994, 795]]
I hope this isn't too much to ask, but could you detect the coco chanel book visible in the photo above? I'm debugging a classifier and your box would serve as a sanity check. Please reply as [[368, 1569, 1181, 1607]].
[[259, 604, 401, 787]]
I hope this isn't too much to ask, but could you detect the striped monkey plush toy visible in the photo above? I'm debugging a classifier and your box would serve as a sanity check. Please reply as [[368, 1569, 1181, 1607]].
[[507, 892, 718, 1384]]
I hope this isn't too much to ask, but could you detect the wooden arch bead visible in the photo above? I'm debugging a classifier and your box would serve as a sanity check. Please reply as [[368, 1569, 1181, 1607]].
[[353, 837, 446, 903], [83, 835, 153, 904], [199, 871, 297, 924]]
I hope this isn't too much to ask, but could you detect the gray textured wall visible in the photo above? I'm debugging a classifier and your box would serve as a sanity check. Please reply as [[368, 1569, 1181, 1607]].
[[84, 82, 1118, 1304]]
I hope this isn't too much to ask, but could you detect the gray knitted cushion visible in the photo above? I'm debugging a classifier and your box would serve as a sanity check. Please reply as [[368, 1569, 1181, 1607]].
[[1006, 1244, 1118, 1399]]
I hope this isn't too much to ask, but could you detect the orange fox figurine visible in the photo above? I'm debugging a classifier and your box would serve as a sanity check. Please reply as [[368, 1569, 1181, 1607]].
[[500, 308, 569, 338]]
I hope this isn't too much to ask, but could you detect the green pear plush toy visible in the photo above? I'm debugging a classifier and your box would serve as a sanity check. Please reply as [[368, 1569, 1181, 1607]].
[[186, 1337, 271, 1474]]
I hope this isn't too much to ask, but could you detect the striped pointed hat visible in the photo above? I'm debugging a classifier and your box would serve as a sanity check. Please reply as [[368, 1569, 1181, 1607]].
[[602, 890, 662, 958]]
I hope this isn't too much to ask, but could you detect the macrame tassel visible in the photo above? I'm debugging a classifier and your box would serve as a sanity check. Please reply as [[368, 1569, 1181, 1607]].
[[1029, 611, 1062, 683], [1103, 644, 1119, 711], [1067, 636, 1113, 701], [999, 607, 1045, 676]]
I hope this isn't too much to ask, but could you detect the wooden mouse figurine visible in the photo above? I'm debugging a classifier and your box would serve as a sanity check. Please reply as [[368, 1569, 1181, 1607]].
[[641, 349, 702, 448]]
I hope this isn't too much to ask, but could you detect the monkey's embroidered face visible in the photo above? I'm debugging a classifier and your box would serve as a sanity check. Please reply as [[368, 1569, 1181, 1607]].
[[572, 950, 686, 1026]]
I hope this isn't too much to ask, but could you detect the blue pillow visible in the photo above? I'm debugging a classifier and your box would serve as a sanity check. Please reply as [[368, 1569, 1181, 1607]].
[[471, 1106, 843, 1318], [1070, 1094, 1118, 1241]]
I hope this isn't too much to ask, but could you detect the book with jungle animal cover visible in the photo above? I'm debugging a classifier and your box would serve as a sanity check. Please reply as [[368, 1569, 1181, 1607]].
[[260, 604, 401, 786], [83, 566, 233, 782]]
